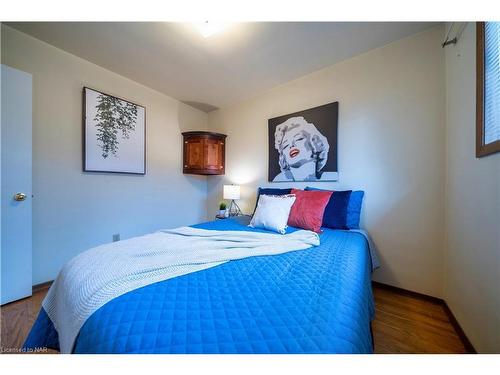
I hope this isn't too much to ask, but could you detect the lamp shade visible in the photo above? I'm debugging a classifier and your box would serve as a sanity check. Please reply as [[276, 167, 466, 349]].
[[223, 185, 240, 200]]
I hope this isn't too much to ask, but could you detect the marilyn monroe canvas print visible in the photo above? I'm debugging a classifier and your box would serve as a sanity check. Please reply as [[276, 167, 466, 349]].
[[268, 102, 338, 182]]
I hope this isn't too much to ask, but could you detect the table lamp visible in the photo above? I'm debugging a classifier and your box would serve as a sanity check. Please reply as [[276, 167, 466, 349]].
[[223, 184, 242, 217]]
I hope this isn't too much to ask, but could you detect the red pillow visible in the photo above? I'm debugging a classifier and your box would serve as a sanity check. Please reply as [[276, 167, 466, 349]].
[[287, 188, 333, 233]]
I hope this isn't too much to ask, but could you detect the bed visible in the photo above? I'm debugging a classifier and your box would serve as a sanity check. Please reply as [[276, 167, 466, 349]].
[[24, 216, 377, 354]]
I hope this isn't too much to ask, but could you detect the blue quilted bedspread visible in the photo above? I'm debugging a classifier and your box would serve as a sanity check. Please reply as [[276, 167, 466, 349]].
[[24, 217, 375, 354]]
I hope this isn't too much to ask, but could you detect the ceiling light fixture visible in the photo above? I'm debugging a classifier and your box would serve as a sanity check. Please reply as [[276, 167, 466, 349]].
[[193, 21, 230, 38]]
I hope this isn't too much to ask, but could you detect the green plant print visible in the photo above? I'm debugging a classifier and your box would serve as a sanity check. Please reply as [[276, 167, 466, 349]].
[[94, 93, 138, 158]]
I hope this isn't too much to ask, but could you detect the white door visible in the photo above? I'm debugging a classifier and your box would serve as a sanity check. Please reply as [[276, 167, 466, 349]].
[[1, 64, 33, 305]]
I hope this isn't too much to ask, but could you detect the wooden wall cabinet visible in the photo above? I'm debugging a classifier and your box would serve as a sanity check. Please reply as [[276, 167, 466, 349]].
[[182, 131, 227, 175]]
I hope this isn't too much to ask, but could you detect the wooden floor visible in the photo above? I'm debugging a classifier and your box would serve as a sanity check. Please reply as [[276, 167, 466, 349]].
[[372, 285, 468, 353], [1, 283, 469, 354]]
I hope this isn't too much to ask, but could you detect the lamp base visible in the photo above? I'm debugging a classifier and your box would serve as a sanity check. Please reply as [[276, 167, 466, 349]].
[[227, 200, 243, 217]]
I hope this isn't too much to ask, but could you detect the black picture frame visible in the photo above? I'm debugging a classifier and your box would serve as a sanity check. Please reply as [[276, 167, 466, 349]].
[[83, 87, 146, 175], [268, 101, 338, 182]]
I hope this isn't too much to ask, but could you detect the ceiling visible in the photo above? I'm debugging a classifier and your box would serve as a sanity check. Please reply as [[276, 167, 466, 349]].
[[7, 22, 439, 112]]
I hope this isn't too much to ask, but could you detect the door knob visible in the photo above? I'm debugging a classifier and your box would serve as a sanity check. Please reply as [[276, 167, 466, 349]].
[[14, 193, 27, 201]]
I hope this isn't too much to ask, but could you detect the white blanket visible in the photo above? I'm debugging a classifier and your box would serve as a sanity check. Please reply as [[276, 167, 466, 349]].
[[42, 227, 319, 353]]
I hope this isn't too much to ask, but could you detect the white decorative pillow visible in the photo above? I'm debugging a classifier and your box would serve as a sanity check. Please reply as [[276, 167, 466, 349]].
[[249, 194, 296, 234]]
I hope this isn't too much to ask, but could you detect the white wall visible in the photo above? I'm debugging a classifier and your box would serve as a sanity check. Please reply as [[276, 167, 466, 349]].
[[444, 23, 500, 353], [207, 26, 446, 297], [1, 25, 208, 284]]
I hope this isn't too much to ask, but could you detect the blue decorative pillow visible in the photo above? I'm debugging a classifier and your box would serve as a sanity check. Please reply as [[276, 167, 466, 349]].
[[346, 190, 364, 229], [253, 187, 292, 213], [310, 189, 351, 229], [305, 187, 364, 229]]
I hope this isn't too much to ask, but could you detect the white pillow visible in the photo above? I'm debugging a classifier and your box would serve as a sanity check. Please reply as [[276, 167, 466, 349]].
[[249, 194, 296, 234]]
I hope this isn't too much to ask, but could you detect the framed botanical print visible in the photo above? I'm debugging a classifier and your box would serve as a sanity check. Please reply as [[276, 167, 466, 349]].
[[83, 87, 146, 174], [268, 101, 338, 182]]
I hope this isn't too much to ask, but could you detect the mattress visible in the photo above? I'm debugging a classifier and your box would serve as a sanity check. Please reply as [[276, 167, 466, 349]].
[[24, 217, 375, 353]]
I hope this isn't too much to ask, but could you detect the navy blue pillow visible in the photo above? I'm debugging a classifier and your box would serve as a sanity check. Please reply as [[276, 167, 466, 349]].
[[253, 187, 292, 214], [305, 187, 352, 229]]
